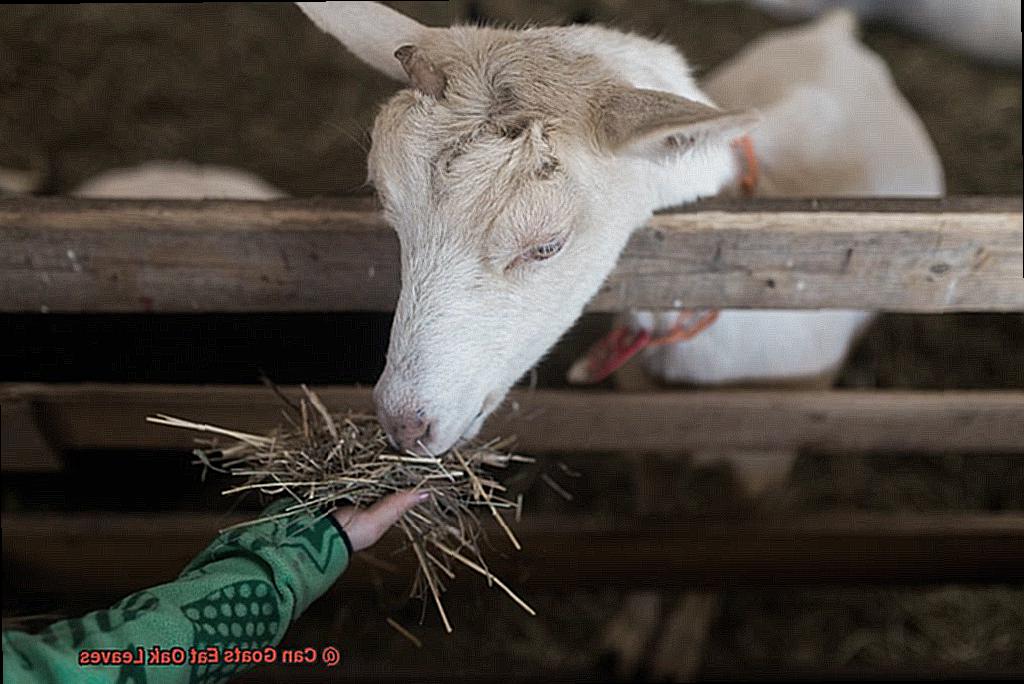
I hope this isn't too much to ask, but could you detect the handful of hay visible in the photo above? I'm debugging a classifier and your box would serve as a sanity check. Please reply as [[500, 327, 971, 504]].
[[147, 386, 535, 632]]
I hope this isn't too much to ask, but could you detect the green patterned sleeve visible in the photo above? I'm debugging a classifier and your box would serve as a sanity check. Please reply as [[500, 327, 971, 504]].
[[2, 502, 350, 684]]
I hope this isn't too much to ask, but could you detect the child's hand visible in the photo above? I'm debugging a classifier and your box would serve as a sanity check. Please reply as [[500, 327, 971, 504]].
[[332, 490, 429, 552]]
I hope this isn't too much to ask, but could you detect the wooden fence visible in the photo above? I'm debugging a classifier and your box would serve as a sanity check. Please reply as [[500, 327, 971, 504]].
[[1, 196, 1022, 681], [1, 197, 1021, 312], [3, 384, 1024, 473]]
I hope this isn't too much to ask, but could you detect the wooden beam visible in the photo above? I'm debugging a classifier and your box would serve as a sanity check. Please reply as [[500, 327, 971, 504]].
[[2, 384, 1024, 471], [1, 197, 1020, 312], [5, 511, 1023, 597]]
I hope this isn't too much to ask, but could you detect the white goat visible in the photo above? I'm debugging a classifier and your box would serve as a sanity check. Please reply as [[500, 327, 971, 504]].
[[71, 161, 285, 200], [629, 10, 944, 388], [616, 11, 944, 492], [298, 1, 760, 453]]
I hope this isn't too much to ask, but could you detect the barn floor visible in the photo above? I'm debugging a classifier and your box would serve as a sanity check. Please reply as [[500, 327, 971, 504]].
[[1, 1, 1022, 681]]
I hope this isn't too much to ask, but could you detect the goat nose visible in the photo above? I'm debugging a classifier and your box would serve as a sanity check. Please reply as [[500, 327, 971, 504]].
[[379, 408, 432, 452]]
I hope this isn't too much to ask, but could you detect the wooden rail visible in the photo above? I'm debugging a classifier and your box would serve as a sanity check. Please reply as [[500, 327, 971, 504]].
[[3, 383, 1024, 471], [6, 511, 1023, 596], [1, 197, 1020, 312]]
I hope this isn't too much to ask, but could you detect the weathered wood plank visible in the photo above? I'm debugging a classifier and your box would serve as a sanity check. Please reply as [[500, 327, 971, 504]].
[[2, 384, 1023, 471], [1, 197, 1020, 312], [5, 511, 1023, 596]]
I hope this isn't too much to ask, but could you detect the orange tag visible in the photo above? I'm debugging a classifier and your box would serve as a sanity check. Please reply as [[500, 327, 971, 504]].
[[733, 134, 759, 196]]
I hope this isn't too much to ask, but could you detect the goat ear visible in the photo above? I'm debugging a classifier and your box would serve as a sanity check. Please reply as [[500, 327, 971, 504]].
[[296, 1, 432, 84], [594, 87, 759, 156]]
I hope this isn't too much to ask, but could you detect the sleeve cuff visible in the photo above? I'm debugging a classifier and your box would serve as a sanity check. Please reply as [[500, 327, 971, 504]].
[[328, 513, 355, 558]]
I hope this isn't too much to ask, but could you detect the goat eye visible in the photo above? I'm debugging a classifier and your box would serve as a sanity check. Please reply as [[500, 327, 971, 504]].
[[504, 236, 567, 272], [529, 238, 564, 261]]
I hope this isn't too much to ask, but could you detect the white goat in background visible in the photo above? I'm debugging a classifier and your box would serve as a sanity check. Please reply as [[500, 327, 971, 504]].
[[615, 10, 943, 491], [624, 11, 944, 390], [751, 0, 1021, 68], [2, 160, 282, 200], [71, 161, 285, 200]]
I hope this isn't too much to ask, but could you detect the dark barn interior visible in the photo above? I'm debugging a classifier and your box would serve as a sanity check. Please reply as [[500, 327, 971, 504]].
[[2, 2, 1022, 681]]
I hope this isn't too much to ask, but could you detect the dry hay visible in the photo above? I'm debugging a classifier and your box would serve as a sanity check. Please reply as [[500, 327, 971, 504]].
[[147, 386, 535, 633]]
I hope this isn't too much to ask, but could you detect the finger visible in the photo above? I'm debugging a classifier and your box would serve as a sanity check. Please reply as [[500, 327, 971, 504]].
[[365, 489, 430, 534], [332, 490, 430, 552]]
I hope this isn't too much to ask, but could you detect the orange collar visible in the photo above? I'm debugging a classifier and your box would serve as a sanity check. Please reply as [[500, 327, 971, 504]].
[[733, 134, 759, 197], [567, 309, 720, 385]]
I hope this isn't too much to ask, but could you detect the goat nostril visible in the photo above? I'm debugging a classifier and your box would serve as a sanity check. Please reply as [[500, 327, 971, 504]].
[[411, 419, 430, 440], [385, 409, 430, 446], [381, 409, 433, 452], [413, 422, 434, 454]]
